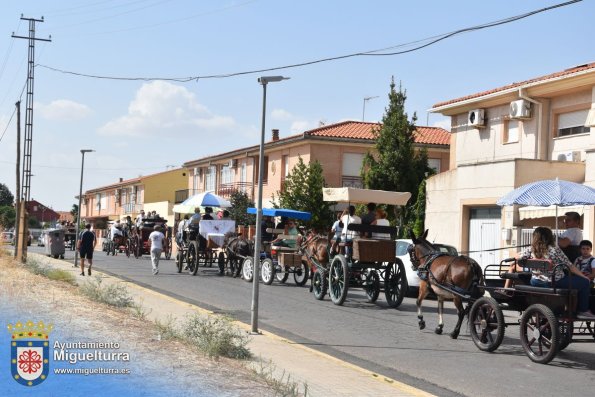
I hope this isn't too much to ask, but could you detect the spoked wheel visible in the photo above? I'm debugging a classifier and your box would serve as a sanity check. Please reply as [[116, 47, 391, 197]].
[[176, 249, 184, 273], [125, 240, 130, 258], [186, 241, 199, 276], [110, 241, 116, 256], [242, 257, 254, 282], [261, 258, 275, 285], [218, 252, 226, 275], [275, 264, 289, 283], [520, 304, 560, 364], [329, 255, 349, 306], [558, 320, 573, 351], [586, 321, 595, 341], [293, 261, 310, 286], [364, 269, 381, 303], [384, 260, 407, 308], [134, 236, 142, 258], [312, 270, 327, 300], [469, 297, 505, 352], [105, 241, 111, 255]]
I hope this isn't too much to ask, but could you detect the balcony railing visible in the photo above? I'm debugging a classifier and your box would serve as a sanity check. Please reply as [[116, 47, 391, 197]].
[[342, 176, 363, 188], [216, 182, 253, 198], [123, 203, 143, 214], [175, 189, 199, 203]]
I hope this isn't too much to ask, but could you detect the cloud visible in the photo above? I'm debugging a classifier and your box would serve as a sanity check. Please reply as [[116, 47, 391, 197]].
[[98, 81, 236, 137], [271, 108, 293, 120], [290, 120, 313, 133], [37, 99, 91, 121], [432, 118, 451, 132]]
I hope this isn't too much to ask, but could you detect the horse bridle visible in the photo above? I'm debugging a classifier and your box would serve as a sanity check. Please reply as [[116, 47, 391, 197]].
[[408, 241, 443, 270]]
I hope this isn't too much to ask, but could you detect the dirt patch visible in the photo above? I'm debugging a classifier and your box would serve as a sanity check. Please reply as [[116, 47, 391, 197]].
[[0, 251, 276, 396]]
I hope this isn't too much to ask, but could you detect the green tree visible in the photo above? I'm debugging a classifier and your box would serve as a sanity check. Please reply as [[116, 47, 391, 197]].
[[273, 157, 334, 231], [0, 183, 14, 206], [410, 179, 427, 236], [228, 190, 255, 226], [362, 77, 433, 237], [0, 206, 16, 229], [28, 216, 40, 229], [70, 204, 79, 221]]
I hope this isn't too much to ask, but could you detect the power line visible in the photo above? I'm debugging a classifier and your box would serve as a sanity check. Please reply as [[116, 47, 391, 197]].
[[0, 159, 179, 171], [36, 0, 581, 82], [0, 106, 17, 143]]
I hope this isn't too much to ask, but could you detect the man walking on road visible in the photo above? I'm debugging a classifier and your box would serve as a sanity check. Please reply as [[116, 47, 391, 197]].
[[149, 224, 165, 275], [78, 224, 97, 276]]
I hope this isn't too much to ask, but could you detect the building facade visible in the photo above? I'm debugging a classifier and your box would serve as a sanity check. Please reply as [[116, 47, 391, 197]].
[[426, 62, 595, 267], [181, 121, 451, 207]]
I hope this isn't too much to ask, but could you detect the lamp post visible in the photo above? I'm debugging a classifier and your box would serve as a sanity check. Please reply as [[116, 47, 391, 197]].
[[362, 96, 379, 121], [251, 75, 289, 333], [74, 149, 94, 268]]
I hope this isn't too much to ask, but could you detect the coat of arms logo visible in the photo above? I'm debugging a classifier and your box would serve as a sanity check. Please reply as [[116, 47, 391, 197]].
[[7, 320, 53, 387]]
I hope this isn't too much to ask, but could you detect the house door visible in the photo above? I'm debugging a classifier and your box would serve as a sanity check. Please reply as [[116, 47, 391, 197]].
[[468, 207, 501, 269]]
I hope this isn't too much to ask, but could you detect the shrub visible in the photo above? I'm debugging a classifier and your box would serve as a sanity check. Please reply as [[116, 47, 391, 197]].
[[182, 313, 251, 359], [79, 277, 133, 308]]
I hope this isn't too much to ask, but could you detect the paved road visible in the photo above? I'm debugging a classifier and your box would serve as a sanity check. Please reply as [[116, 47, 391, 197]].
[[32, 246, 595, 397]]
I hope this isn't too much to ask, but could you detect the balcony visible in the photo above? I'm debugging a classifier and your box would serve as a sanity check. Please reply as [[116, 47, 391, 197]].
[[216, 182, 253, 198], [175, 189, 199, 203], [342, 176, 363, 188], [122, 203, 143, 214]]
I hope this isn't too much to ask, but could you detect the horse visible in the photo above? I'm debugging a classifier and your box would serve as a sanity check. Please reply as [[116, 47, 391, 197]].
[[223, 232, 254, 277], [409, 230, 484, 339], [298, 231, 330, 292]]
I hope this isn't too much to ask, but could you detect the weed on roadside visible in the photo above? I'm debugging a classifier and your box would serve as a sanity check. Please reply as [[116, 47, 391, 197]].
[[22, 257, 77, 285], [130, 298, 152, 320], [79, 276, 133, 308], [250, 358, 309, 397], [154, 314, 179, 341], [182, 313, 251, 359]]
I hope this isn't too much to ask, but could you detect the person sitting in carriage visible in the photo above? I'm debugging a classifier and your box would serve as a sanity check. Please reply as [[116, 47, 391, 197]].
[[202, 207, 214, 220], [110, 220, 124, 242], [271, 219, 301, 249], [176, 215, 189, 246]]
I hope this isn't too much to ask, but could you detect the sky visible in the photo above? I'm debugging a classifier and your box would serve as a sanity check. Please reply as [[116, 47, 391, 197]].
[[0, 0, 593, 212]]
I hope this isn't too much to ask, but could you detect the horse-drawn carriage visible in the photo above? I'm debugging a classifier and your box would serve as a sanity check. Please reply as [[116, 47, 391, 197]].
[[102, 221, 129, 256], [307, 187, 410, 307], [64, 227, 77, 251], [129, 217, 172, 260], [176, 219, 235, 275], [409, 230, 595, 365], [240, 208, 311, 286]]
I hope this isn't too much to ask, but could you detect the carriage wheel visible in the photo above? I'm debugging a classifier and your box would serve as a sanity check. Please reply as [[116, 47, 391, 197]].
[[275, 264, 289, 283], [558, 320, 573, 351], [164, 238, 172, 260], [384, 260, 407, 308], [176, 251, 184, 273], [105, 241, 111, 255], [186, 241, 199, 275], [294, 261, 310, 286], [110, 241, 117, 256], [125, 240, 131, 258], [134, 236, 141, 258], [312, 270, 327, 300], [242, 257, 254, 282], [329, 255, 349, 306], [520, 304, 560, 364], [364, 269, 381, 303], [469, 297, 505, 352], [261, 258, 275, 285], [218, 252, 227, 275], [586, 321, 595, 341]]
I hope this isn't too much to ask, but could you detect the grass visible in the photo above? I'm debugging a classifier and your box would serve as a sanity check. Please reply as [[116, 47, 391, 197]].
[[24, 257, 77, 285], [130, 298, 152, 320], [181, 313, 251, 359], [79, 276, 134, 308], [250, 358, 309, 397], [154, 314, 180, 341]]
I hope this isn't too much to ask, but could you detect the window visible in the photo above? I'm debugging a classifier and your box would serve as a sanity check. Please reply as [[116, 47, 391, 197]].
[[342, 153, 364, 188], [221, 165, 232, 185], [95, 194, 101, 210], [239, 162, 247, 192], [193, 167, 199, 191], [282, 155, 289, 178], [503, 119, 519, 143], [205, 166, 216, 192], [557, 109, 590, 137], [262, 156, 269, 184], [428, 158, 441, 173]]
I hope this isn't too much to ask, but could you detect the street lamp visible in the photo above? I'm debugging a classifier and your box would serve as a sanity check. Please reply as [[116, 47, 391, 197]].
[[74, 149, 94, 268], [362, 96, 379, 121], [251, 75, 289, 333]]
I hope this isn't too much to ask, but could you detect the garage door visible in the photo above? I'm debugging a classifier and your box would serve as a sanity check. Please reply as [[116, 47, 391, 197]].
[[468, 207, 501, 269]]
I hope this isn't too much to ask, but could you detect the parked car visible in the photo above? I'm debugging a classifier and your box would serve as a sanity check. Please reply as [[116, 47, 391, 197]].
[[395, 239, 458, 296], [1, 231, 14, 245]]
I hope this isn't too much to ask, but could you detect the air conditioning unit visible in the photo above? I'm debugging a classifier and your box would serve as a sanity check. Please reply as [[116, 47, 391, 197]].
[[468, 109, 486, 128], [556, 150, 581, 162], [510, 99, 532, 119]]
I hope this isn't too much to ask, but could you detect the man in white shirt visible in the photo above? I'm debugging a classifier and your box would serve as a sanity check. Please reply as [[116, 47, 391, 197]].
[[148, 225, 165, 275], [135, 210, 145, 227], [110, 221, 123, 241], [340, 205, 362, 242], [559, 211, 583, 248]]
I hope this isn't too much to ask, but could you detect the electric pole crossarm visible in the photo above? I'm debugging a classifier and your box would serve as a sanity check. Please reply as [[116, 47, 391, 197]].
[[11, 34, 51, 42]]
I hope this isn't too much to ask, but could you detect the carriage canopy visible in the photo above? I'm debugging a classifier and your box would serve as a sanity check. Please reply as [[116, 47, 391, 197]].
[[322, 187, 411, 206], [247, 207, 312, 221]]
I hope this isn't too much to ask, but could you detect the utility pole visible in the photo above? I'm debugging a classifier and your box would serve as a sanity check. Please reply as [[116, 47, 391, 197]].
[[14, 101, 21, 259], [12, 16, 50, 262], [12, 16, 51, 203]]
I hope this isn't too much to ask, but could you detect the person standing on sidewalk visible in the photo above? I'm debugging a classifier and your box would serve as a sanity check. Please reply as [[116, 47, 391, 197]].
[[149, 224, 165, 275], [78, 224, 97, 276]]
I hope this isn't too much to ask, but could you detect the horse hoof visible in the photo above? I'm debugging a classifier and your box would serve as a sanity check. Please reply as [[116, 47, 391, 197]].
[[435, 327, 443, 335], [418, 321, 426, 330], [450, 332, 459, 339]]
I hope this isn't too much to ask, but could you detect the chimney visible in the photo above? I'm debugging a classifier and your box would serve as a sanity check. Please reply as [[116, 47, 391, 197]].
[[119, 178, 123, 182], [272, 129, 279, 141]]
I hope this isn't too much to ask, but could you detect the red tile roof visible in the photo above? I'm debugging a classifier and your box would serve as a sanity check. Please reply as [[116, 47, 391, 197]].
[[306, 121, 450, 145], [433, 62, 595, 109]]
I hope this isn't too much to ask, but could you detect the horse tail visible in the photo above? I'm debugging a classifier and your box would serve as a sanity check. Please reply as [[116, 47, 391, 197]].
[[468, 257, 485, 297]]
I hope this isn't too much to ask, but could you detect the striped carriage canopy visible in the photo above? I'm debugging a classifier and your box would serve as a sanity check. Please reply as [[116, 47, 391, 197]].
[[497, 179, 595, 207], [322, 187, 411, 206], [247, 207, 312, 221]]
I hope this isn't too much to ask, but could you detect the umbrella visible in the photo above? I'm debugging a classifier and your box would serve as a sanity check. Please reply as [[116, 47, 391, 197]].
[[173, 192, 231, 213], [496, 178, 595, 242]]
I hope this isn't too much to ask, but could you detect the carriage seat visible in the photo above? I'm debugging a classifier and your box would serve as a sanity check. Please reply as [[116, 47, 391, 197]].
[[500, 271, 532, 284], [271, 234, 300, 252], [344, 223, 398, 238], [514, 284, 576, 296]]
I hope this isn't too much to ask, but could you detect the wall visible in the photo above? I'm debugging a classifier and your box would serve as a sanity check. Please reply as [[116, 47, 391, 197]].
[[143, 169, 187, 204]]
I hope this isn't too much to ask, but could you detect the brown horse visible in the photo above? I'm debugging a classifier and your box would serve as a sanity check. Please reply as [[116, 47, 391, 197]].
[[299, 232, 330, 292], [223, 232, 254, 277], [409, 230, 484, 339]]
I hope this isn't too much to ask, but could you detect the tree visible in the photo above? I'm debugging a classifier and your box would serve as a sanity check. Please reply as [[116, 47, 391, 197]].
[[227, 190, 255, 226], [362, 77, 433, 237], [70, 204, 79, 221], [0, 183, 14, 207], [0, 206, 16, 229], [273, 157, 334, 231]]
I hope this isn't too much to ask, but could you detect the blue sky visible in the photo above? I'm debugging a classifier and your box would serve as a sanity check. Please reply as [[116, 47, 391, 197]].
[[0, 0, 593, 211]]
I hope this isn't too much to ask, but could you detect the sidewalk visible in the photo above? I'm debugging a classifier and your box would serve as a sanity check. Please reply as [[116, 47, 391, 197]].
[[33, 253, 434, 397]]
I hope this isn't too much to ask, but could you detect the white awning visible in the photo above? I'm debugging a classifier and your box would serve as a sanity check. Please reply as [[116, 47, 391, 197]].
[[518, 205, 586, 220], [322, 187, 411, 205]]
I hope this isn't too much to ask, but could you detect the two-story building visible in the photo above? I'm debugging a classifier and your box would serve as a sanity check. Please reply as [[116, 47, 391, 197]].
[[180, 120, 451, 208], [80, 168, 188, 228], [426, 62, 595, 267]]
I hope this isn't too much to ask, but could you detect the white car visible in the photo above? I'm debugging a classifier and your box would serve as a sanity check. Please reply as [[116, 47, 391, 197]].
[[395, 239, 458, 296], [1, 231, 14, 245]]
